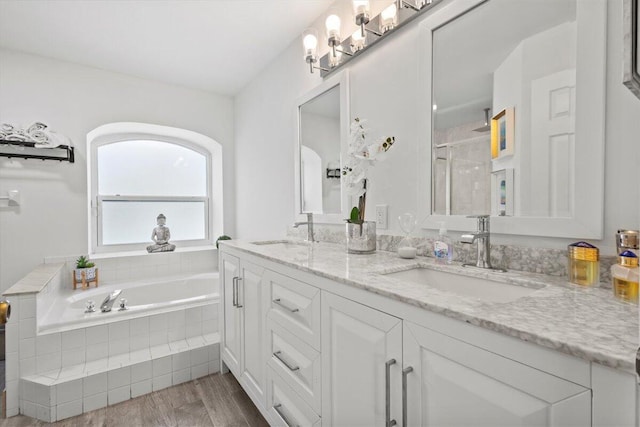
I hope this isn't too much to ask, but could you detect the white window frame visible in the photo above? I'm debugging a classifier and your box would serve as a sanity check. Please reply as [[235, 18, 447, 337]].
[[87, 123, 223, 254]]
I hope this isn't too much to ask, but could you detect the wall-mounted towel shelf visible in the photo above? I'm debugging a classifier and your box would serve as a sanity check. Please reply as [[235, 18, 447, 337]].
[[0, 140, 75, 163]]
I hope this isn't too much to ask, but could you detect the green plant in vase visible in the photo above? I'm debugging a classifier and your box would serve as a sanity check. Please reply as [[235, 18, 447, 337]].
[[74, 255, 98, 289]]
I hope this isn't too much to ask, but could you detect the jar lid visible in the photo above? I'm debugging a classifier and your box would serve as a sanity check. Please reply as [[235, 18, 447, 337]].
[[618, 250, 639, 267], [616, 230, 639, 250], [568, 241, 599, 261]]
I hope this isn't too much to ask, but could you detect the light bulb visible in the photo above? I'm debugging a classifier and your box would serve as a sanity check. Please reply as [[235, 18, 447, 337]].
[[325, 14, 341, 40], [351, 29, 366, 53], [380, 3, 398, 33], [302, 28, 318, 59], [329, 49, 343, 67], [352, 0, 370, 15]]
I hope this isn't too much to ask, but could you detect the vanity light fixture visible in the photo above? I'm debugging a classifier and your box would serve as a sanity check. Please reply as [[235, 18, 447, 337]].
[[353, 0, 371, 38], [326, 14, 341, 57], [325, 13, 354, 66], [305, 0, 442, 76], [302, 28, 329, 74]]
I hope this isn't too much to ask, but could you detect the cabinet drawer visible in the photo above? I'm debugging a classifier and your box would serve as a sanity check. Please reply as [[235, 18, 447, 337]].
[[267, 318, 321, 413], [265, 270, 321, 350], [267, 367, 321, 427]]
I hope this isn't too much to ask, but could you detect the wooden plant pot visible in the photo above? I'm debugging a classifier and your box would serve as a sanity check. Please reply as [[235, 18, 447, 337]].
[[73, 267, 99, 290]]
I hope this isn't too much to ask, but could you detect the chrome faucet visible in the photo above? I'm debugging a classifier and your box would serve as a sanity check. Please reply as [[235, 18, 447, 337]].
[[460, 215, 505, 272], [293, 212, 315, 243], [100, 290, 123, 312]]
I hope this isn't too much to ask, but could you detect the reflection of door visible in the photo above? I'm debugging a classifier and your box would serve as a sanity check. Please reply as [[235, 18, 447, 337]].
[[300, 146, 322, 213], [530, 69, 576, 218]]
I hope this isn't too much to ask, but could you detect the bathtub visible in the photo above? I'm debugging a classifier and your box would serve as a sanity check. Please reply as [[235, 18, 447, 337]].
[[16, 267, 221, 422], [38, 271, 219, 333]]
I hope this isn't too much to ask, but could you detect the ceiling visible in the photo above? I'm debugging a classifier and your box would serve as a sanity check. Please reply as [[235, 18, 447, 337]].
[[0, 0, 333, 95]]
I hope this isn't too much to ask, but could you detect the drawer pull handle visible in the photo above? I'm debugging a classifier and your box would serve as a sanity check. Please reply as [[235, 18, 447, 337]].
[[273, 351, 300, 372], [386, 359, 397, 427], [402, 366, 413, 427], [273, 298, 299, 313], [273, 403, 298, 427], [235, 277, 243, 308], [232, 277, 238, 307]]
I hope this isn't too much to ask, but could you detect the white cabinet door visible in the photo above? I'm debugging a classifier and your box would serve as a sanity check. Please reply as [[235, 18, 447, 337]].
[[220, 252, 242, 375], [239, 260, 266, 405], [403, 321, 591, 427], [321, 292, 403, 427]]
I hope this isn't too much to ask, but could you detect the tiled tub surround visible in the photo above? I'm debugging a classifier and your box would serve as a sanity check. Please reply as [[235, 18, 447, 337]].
[[223, 239, 638, 374], [3, 251, 220, 422], [288, 224, 618, 287]]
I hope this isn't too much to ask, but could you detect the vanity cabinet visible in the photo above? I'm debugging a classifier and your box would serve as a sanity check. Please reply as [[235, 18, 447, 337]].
[[321, 292, 403, 426], [403, 321, 591, 426], [220, 252, 267, 405], [320, 293, 591, 427], [220, 246, 637, 427]]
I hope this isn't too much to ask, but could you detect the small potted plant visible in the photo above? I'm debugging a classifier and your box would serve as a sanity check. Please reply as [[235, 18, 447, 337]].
[[73, 255, 98, 289], [343, 117, 395, 254]]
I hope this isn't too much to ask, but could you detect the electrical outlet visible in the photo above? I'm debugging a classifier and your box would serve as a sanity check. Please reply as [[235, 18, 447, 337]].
[[376, 204, 388, 229]]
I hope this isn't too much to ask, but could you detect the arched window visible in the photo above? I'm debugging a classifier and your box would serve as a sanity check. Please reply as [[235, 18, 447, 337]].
[[88, 123, 222, 253]]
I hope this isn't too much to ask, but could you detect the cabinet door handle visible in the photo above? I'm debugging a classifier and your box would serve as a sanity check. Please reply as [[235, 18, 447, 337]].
[[402, 366, 413, 427], [273, 351, 300, 372], [273, 403, 298, 427], [386, 359, 397, 427], [235, 277, 243, 308], [272, 298, 299, 313], [232, 277, 238, 307]]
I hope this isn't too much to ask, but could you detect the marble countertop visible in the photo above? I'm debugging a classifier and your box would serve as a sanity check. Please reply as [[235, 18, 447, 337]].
[[223, 239, 638, 375]]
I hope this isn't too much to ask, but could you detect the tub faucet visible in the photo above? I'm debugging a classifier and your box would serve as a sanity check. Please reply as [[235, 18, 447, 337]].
[[293, 212, 315, 243], [100, 290, 123, 312], [460, 215, 505, 272]]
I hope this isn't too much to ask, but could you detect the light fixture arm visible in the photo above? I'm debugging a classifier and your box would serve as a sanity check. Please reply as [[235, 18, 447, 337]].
[[355, 13, 370, 38], [306, 57, 329, 74], [335, 48, 354, 57]]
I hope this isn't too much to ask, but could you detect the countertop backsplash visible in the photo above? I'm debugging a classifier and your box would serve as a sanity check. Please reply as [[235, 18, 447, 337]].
[[287, 224, 616, 288]]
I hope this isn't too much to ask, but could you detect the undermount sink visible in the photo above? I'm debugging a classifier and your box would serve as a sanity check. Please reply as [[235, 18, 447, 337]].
[[382, 267, 545, 303], [251, 240, 311, 250]]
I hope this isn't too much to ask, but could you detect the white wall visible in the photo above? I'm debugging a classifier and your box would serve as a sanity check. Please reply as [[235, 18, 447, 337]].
[[0, 48, 235, 293], [235, 0, 640, 254]]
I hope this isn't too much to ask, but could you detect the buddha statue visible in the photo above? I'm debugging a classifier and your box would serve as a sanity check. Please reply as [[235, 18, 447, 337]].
[[146, 213, 176, 253]]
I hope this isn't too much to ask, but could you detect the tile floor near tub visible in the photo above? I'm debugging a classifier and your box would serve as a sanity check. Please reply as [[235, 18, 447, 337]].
[[1, 372, 268, 427]]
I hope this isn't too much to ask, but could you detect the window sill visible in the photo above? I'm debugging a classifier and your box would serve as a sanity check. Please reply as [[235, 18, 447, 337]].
[[90, 245, 216, 260]]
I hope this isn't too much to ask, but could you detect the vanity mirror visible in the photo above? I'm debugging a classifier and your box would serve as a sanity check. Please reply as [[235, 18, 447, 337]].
[[421, 0, 606, 238], [624, 0, 640, 99], [294, 71, 350, 223]]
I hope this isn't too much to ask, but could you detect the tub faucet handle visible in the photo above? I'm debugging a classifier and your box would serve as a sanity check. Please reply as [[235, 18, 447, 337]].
[[85, 300, 96, 313], [118, 298, 128, 311]]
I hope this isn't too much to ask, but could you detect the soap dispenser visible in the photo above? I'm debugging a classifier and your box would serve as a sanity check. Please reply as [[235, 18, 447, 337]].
[[434, 222, 453, 264], [611, 250, 639, 303]]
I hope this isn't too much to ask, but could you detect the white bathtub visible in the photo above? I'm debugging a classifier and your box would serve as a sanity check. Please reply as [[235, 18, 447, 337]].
[[39, 271, 219, 333]]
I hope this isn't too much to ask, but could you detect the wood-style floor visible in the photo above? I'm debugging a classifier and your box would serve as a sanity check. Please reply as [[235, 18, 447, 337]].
[[0, 373, 269, 427]]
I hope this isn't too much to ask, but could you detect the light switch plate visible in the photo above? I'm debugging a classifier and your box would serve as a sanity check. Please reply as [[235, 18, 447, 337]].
[[376, 204, 388, 229]]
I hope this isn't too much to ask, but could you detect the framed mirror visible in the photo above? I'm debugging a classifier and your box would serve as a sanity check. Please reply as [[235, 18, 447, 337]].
[[419, 0, 606, 239], [294, 70, 350, 223], [624, 0, 640, 99]]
